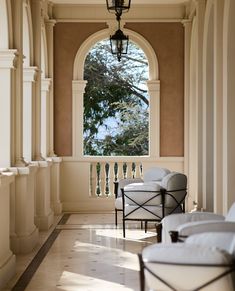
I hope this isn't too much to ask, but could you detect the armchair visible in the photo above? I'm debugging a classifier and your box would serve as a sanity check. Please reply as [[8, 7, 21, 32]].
[[139, 232, 235, 291], [159, 202, 235, 243], [122, 172, 187, 237], [114, 167, 170, 226]]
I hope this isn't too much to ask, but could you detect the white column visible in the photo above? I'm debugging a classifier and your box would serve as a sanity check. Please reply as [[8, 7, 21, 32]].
[[0, 172, 15, 289], [213, 0, 224, 214], [223, 0, 235, 213], [50, 157, 62, 215], [0, 50, 17, 167], [195, 0, 206, 209], [41, 78, 51, 158], [23, 67, 38, 162], [72, 80, 87, 158], [31, 0, 43, 161], [11, 0, 27, 167], [45, 19, 56, 157], [146, 80, 160, 159], [35, 161, 54, 230], [9, 165, 39, 254], [182, 20, 192, 210]]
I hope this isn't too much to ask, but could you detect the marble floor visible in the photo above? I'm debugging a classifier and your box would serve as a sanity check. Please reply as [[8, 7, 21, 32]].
[[5, 213, 157, 291]]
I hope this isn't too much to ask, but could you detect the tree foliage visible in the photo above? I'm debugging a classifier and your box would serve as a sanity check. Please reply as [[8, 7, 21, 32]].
[[83, 39, 149, 156]]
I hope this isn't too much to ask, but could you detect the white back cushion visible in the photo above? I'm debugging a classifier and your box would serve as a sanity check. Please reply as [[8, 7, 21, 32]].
[[143, 167, 170, 182], [226, 202, 235, 221]]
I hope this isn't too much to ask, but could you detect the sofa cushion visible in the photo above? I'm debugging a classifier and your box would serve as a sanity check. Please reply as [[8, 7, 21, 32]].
[[143, 167, 170, 182]]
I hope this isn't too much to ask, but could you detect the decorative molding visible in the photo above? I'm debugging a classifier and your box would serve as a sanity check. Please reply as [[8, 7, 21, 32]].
[[23, 66, 38, 82], [0, 49, 18, 68], [41, 78, 52, 92]]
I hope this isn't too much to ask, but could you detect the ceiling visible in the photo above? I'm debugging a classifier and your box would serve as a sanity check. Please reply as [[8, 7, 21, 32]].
[[51, 0, 188, 4]]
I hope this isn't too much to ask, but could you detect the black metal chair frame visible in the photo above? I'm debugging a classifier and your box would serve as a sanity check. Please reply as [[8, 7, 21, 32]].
[[122, 187, 187, 238], [114, 181, 146, 231], [138, 253, 235, 291]]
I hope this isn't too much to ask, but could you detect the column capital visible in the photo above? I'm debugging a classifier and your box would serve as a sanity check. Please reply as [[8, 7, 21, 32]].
[[23, 66, 38, 82], [72, 80, 87, 94], [181, 19, 192, 27], [45, 19, 57, 27], [41, 78, 52, 92], [146, 80, 160, 92], [0, 50, 18, 68]]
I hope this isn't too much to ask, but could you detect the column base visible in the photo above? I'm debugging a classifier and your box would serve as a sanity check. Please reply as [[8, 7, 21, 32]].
[[0, 253, 15, 289], [52, 201, 62, 215], [10, 226, 39, 254], [35, 210, 54, 230]]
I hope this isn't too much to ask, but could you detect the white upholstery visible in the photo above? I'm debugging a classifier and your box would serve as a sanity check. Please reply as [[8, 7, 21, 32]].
[[124, 182, 162, 205], [143, 167, 170, 182], [115, 167, 169, 209], [226, 203, 235, 221], [123, 172, 187, 222], [116, 178, 143, 197], [161, 202, 235, 243], [161, 212, 225, 243], [186, 232, 235, 256], [141, 232, 235, 291], [178, 221, 235, 238]]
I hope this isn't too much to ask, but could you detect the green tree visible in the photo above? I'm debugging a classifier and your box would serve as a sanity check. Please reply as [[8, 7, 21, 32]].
[[83, 39, 149, 156]]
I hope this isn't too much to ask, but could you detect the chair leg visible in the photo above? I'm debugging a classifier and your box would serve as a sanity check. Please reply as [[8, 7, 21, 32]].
[[123, 218, 126, 238], [145, 221, 147, 233], [169, 230, 179, 243], [115, 209, 118, 226], [138, 253, 145, 291], [156, 223, 162, 243]]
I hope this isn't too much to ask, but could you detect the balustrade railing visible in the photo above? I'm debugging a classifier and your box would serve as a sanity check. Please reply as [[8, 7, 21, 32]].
[[89, 161, 143, 197]]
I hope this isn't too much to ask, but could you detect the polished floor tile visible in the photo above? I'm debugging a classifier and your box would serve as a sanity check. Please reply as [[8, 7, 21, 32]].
[[5, 213, 157, 291]]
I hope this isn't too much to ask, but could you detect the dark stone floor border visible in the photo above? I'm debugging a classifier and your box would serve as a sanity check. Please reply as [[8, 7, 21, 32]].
[[11, 214, 70, 291]]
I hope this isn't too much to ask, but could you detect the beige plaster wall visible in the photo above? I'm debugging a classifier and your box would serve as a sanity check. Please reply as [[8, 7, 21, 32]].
[[54, 23, 107, 156], [54, 22, 184, 157]]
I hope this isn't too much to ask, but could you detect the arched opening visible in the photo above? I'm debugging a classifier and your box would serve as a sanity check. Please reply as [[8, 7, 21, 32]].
[[83, 38, 149, 156], [72, 28, 160, 159]]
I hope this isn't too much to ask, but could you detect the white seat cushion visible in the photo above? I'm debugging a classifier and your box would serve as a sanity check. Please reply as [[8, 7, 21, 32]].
[[124, 182, 162, 206], [142, 243, 233, 265]]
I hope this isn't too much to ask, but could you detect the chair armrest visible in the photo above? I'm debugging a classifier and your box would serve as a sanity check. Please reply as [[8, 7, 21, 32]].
[[178, 221, 235, 238], [161, 212, 225, 243]]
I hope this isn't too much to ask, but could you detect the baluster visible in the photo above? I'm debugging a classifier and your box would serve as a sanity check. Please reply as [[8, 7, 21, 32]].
[[105, 163, 110, 197], [90, 162, 97, 197], [89, 163, 93, 196], [96, 162, 101, 196], [109, 162, 115, 196], [123, 162, 127, 179], [100, 162, 106, 197], [140, 163, 143, 178], [135, 162, 142, 178], [132, 162, 136, 178], [126, 162, 132, 179], [114, 162, 118, 182]]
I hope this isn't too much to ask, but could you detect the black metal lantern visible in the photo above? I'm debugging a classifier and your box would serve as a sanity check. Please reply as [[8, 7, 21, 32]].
[[110, 28, 129, 62], [106, 0, 131, 16]]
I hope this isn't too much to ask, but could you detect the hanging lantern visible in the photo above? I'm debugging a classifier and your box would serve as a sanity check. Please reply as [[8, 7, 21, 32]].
[[106, 0, 131, 15], [110, 28, 129, 62]]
